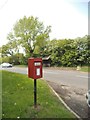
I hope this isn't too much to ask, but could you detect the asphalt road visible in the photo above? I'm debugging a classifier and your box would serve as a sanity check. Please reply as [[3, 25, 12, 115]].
[[1, 66, 88, 90], [44, 68, 88, 90]]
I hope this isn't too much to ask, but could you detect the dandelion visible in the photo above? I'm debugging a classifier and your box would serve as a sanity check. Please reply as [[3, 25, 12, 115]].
[[14, 103, 17, 105], [21, 87, 24, 89], [17, 116, 20, 119], [17, 84, 20, 86], [46, 102, 48, 105]]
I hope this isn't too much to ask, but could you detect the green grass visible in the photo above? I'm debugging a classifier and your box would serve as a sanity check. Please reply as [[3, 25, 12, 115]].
[[80, 66, 90, 72], [49, 66, 90, 72], [14, 65, 90, 72], [1, 70, 76, 118]]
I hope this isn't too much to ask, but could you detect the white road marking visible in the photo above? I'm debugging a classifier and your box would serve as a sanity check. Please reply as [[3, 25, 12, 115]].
[[77, 75, 89, 79], [43, 71, 59, 74]]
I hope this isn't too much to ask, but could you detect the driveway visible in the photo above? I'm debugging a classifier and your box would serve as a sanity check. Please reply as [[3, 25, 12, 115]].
[[1, 66, 89, 119]]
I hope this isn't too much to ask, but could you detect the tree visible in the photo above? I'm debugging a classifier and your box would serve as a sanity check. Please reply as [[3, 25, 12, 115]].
[[7, 16, 51, 58], [0, 41, 19, 57], [50, 39, 74, 66], [74, 35, 89, 66], [47, 36, 89, 67]]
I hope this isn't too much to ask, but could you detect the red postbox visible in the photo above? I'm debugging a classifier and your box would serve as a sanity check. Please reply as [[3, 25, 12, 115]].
[[28, 58, 42, 79]]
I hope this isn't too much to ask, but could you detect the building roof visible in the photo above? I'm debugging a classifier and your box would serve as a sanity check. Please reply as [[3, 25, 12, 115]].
[[42, 56, 51, 60]]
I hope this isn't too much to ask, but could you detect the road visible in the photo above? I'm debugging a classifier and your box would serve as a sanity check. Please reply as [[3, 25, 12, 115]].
[[44, 68, 88, 90], [1, 66, 89, 118], [1, 66, 88, 90]]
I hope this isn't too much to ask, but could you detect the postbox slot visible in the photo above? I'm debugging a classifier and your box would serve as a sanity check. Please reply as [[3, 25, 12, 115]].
[[34, 62, 41, 66]]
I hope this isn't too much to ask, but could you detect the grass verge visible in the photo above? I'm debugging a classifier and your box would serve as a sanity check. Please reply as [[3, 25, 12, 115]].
[[2, 70, 76, 118], [45, 66, 90, 72], [80, 66, 90, 72], [14, 65, 90, 72]]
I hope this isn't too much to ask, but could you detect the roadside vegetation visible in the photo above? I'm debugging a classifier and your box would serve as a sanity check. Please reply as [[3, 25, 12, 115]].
[[14, 65, 89, 73], [56, 66, 90, 72], [80, 66, 90, 72], [0, 16, 89, 67], [2, 70, 76, 118]]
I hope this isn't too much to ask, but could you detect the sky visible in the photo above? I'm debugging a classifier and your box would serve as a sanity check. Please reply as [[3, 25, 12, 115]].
[[0, 0, 89, 46]]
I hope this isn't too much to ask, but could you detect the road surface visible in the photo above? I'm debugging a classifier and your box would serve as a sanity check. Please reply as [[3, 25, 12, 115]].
[[1, 66, 88, 90]]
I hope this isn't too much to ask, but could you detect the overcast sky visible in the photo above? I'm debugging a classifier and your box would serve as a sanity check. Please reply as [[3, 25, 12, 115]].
[[0, 0, 89, 46]]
